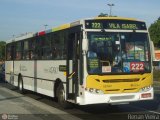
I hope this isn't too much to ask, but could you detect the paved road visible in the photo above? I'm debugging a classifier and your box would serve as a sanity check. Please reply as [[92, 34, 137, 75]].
[[0, 81, 160, 120]]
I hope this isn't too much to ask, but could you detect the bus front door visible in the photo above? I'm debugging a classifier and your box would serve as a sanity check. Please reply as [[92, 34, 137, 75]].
[[67, 33, 80, 102]]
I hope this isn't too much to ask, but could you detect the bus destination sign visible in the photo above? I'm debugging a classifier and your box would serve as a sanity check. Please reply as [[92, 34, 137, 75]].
[[85, 20, 147, 30]]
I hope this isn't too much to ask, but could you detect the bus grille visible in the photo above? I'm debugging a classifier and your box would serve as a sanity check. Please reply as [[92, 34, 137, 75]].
[[103, 78, 139, 83], [110, 95, 135, 101], [105, 88, 138, 93]]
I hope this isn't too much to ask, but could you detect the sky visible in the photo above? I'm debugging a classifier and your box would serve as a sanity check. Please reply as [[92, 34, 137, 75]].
[[0, 0, 160, 41]]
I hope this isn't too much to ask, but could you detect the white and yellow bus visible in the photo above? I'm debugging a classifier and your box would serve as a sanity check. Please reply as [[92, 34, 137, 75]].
[[5, 17, 154, 108]]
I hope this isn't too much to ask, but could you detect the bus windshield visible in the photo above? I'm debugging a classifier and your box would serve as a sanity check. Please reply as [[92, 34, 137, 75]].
[[87, 32, 151, 74]]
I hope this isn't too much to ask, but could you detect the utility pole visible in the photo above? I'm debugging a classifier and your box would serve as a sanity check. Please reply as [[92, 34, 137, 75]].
[[107, 3, 114, 16]]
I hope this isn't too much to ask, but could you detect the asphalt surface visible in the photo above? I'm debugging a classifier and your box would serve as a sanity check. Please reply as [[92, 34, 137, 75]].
[[0, 79, 160, 120]]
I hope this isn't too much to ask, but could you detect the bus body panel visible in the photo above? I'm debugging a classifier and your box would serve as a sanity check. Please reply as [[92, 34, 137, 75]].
[[86, 73, 153, 94], [14, 61, 34, 77], [14, 61, 34, 90], [77, 87, 153, 105], [5, 61, 14, 85], [76, 73, 153, 105], [36, 79, 54, 97], [36, 60, 66, 81], [36, 60, 66, 97], [5, 60, 67, 97]]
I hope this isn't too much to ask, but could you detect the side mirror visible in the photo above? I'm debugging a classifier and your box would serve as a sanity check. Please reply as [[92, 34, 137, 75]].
[[82, 38, 88, 51]]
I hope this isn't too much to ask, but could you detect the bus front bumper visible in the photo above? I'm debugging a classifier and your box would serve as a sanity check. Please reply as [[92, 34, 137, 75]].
[[77, 87, 154, 105]]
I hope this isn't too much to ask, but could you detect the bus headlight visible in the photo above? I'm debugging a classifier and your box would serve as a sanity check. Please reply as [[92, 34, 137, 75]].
[[95, 89, 104, 94], [86, 88, 104, 94], [139, 85, 152, 92], [89, 88, 94, 93]]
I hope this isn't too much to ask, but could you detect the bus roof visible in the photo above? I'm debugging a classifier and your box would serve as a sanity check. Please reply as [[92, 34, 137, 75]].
[[6, 32, 35, 43], [6, 16, 145, 43], [95, 16, 136, 21]]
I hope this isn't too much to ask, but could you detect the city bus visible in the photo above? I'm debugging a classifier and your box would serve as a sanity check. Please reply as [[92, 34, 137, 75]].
[[5, 16, 154, 108]]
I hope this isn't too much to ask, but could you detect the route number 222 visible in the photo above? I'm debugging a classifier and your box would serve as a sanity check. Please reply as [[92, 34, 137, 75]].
[[130, 62, 144, 71]]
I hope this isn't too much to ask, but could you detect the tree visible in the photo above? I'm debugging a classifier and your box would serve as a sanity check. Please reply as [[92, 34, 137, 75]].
[[98, 13, 108, 17], [0, 41, 6, 60], [149, 18, 160, 47]]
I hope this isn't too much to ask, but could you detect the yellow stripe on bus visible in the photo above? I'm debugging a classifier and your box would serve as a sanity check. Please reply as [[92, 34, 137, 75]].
[[52, 24, 70, 32]]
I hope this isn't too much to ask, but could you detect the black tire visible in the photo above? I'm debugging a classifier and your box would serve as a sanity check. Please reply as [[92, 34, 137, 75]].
[[56, 83, 72, 109], [18, 75, 24, 94]]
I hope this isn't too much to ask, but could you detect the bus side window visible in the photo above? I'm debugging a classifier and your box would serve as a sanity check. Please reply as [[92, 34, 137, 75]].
[[52, 31, 66, 60], [23, 40, 29, 60], [28, 38, 35, 60], [42, 33, 52, 60], [6, 44, 12, 60], [15, 42, 22, 60], [34, 36, 42, 60]]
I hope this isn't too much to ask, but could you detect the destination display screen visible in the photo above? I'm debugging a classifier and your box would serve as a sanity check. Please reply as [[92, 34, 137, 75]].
[[85, 20, 147, 30]]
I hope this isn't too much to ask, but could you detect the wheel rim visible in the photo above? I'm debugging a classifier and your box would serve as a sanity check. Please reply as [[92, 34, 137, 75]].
[[19, 77, 23, 91], [19, 81, 22, 90], [59, 89, 65, 104]]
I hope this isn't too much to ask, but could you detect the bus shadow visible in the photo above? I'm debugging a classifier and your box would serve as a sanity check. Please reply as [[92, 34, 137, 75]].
[[0, 96, 25, 101]]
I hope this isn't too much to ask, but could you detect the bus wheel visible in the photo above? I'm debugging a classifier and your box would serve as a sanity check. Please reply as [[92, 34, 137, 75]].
[[56, 83, 72, 109], [18, 75, 24, 94]]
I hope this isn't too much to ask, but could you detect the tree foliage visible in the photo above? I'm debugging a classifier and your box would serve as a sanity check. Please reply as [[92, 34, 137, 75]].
[[0, 41, 6, 60], [149, 18, 160, 47], [98, 13, 108, 17]]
